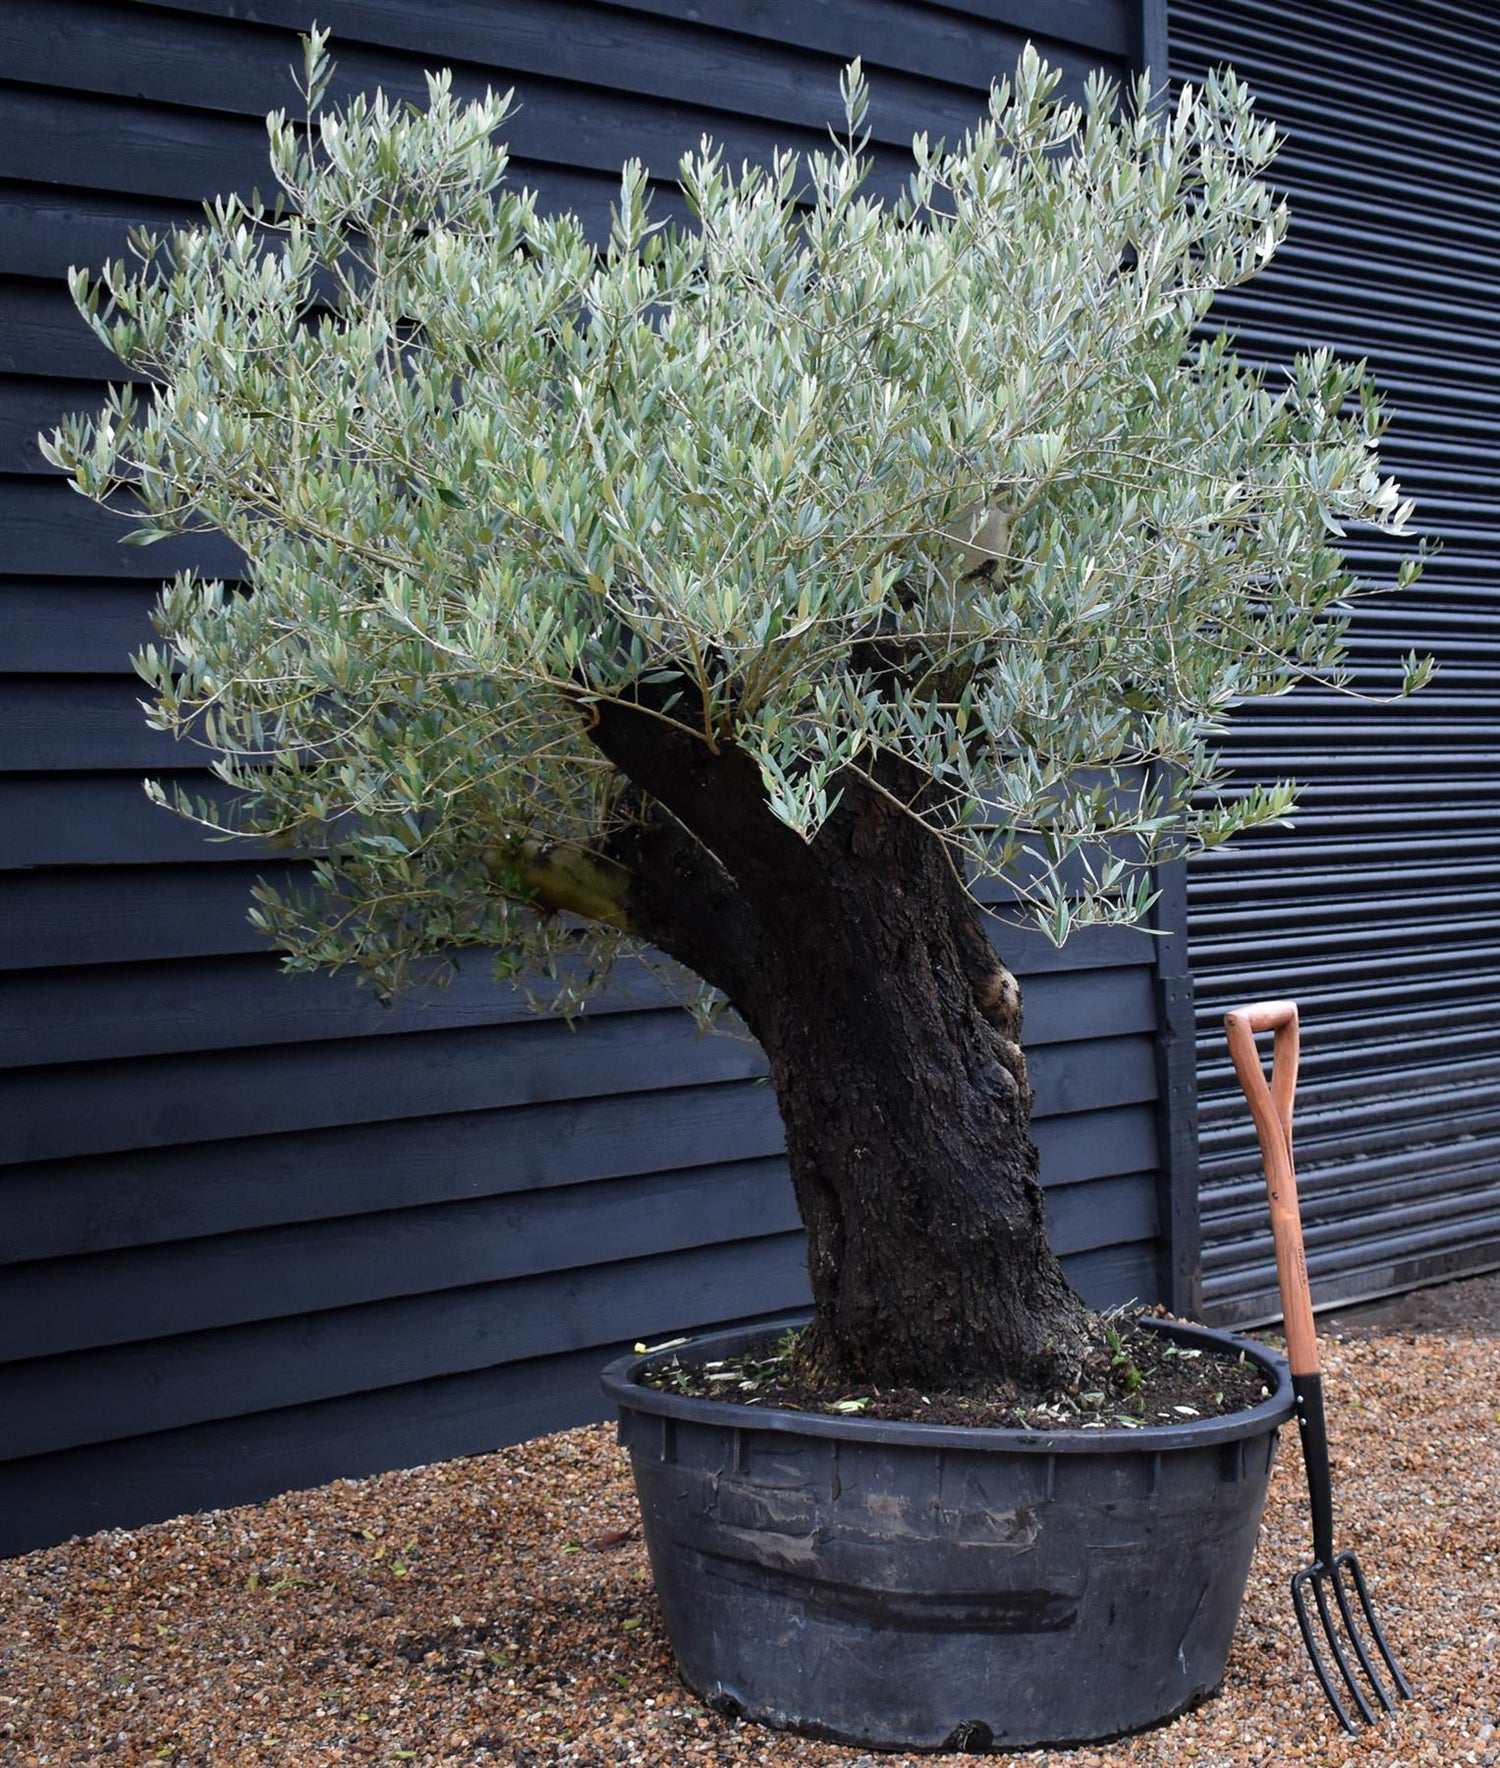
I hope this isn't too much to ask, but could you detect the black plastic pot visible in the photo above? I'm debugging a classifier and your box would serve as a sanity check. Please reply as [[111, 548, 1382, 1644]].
[[602, 1315, 1294, 1752]]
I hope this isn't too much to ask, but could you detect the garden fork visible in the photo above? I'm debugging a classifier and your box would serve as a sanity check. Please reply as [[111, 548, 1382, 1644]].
[[1224, 1000, 1414, 1734]]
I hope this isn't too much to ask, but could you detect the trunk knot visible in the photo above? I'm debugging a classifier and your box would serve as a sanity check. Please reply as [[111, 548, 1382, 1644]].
[[977, 964, 1023, 1040]]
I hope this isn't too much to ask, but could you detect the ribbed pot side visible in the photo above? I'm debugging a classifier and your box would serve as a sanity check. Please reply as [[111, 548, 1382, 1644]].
[[602, 1316, 1295, 1752]]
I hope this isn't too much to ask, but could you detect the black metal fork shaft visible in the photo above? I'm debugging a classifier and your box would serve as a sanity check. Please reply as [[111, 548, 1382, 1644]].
[[1293, 1372, 1337, 1567]]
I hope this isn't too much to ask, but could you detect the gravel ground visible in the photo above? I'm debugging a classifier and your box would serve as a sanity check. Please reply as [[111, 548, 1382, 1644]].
[[2, 1292, 1496, 1767]]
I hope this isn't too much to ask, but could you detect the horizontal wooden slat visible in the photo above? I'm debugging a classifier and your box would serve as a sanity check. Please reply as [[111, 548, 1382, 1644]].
[[1029, 1032, 1159, 1118], [0, 74, 938, 212], [0, 184, 201, 281], [0, 776, 271, 867], [0, 952, 674, 1068], [0, 282, 130, 380], [0, 855, 1163, 979], [0, 864, 295, 965], [1029, 1101, 1158, 1193], [0, 1012, 1155, 1168], [1, 86, 281, 205], [1, 580, 160, 674], [570, 0, 1131, 70], [0, 478, 243, 577], [0, 172, 637, 280], [140, 0, 1133, 72], [1, 377, 114, 474], [1045, 1171, 1159, 1258], [1058, 1238, 1158, 1312], [0, 941, 1157, 1069]]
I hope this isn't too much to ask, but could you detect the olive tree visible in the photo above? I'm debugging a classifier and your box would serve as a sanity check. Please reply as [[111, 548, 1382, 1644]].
[[45, 38, 1424, 1390]]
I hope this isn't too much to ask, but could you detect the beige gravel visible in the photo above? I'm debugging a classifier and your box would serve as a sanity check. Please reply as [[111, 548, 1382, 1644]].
[[1, 1321, 1495, 1767]]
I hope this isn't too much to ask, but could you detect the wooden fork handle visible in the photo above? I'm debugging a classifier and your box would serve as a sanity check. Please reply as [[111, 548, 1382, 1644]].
[[1224, 1000, 1320, 1377]]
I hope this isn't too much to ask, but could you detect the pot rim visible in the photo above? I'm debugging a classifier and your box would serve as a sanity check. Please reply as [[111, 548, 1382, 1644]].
[[602, 1313, 1294, 1453]]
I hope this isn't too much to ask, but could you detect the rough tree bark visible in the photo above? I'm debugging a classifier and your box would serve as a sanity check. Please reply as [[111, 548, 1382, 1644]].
[[730, 812, 1096, 1391], [589, 703, 1096, 1392]]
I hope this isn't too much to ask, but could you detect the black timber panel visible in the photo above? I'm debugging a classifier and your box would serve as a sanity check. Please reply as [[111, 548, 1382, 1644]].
[[0, 0, 1152, 1555], [1172, 0, 1500, 1324]]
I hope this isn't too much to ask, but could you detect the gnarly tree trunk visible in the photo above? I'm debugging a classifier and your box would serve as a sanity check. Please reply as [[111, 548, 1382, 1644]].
[[730, 843, 1093, 1390], [592, 708, 1095, 1391]]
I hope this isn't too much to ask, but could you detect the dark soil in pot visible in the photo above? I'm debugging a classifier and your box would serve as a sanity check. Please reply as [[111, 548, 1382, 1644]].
[[638, 1308, 1272, 1432], [603, 1315, 1295, 1753]]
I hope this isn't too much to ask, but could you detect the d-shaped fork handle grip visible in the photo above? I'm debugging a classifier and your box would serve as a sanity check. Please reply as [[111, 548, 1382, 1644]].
[[1224, 1000, 1320, 1378]]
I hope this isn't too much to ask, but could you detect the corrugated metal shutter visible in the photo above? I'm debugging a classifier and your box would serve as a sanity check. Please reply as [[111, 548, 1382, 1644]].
[[1169, 0, 1500, 1324]]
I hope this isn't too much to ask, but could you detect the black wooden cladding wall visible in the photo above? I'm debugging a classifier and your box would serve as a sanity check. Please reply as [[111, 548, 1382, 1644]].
[[1172, 0, 1500, 1325], [0, 0, 1158, 1557]]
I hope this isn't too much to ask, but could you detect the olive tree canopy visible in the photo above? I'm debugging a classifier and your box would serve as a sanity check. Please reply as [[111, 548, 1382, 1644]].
[[45, 40, 1425, 1387], [48, 39, 1422, 1001]]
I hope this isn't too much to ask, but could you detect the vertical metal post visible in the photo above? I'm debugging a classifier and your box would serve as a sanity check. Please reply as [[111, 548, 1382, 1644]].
[[1150, 855, 1203, 1317], [1135, 0, 1170, 88], [1135, 7, 1196, 1316]]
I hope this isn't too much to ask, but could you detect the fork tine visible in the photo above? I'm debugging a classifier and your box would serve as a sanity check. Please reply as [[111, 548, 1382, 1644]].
[[1308, 1564, 1378, 1724], [1292, 1568, 1359, 1733], [1337, 1551, 1414, 1702], [1327, 1554, 1396, 1713]]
